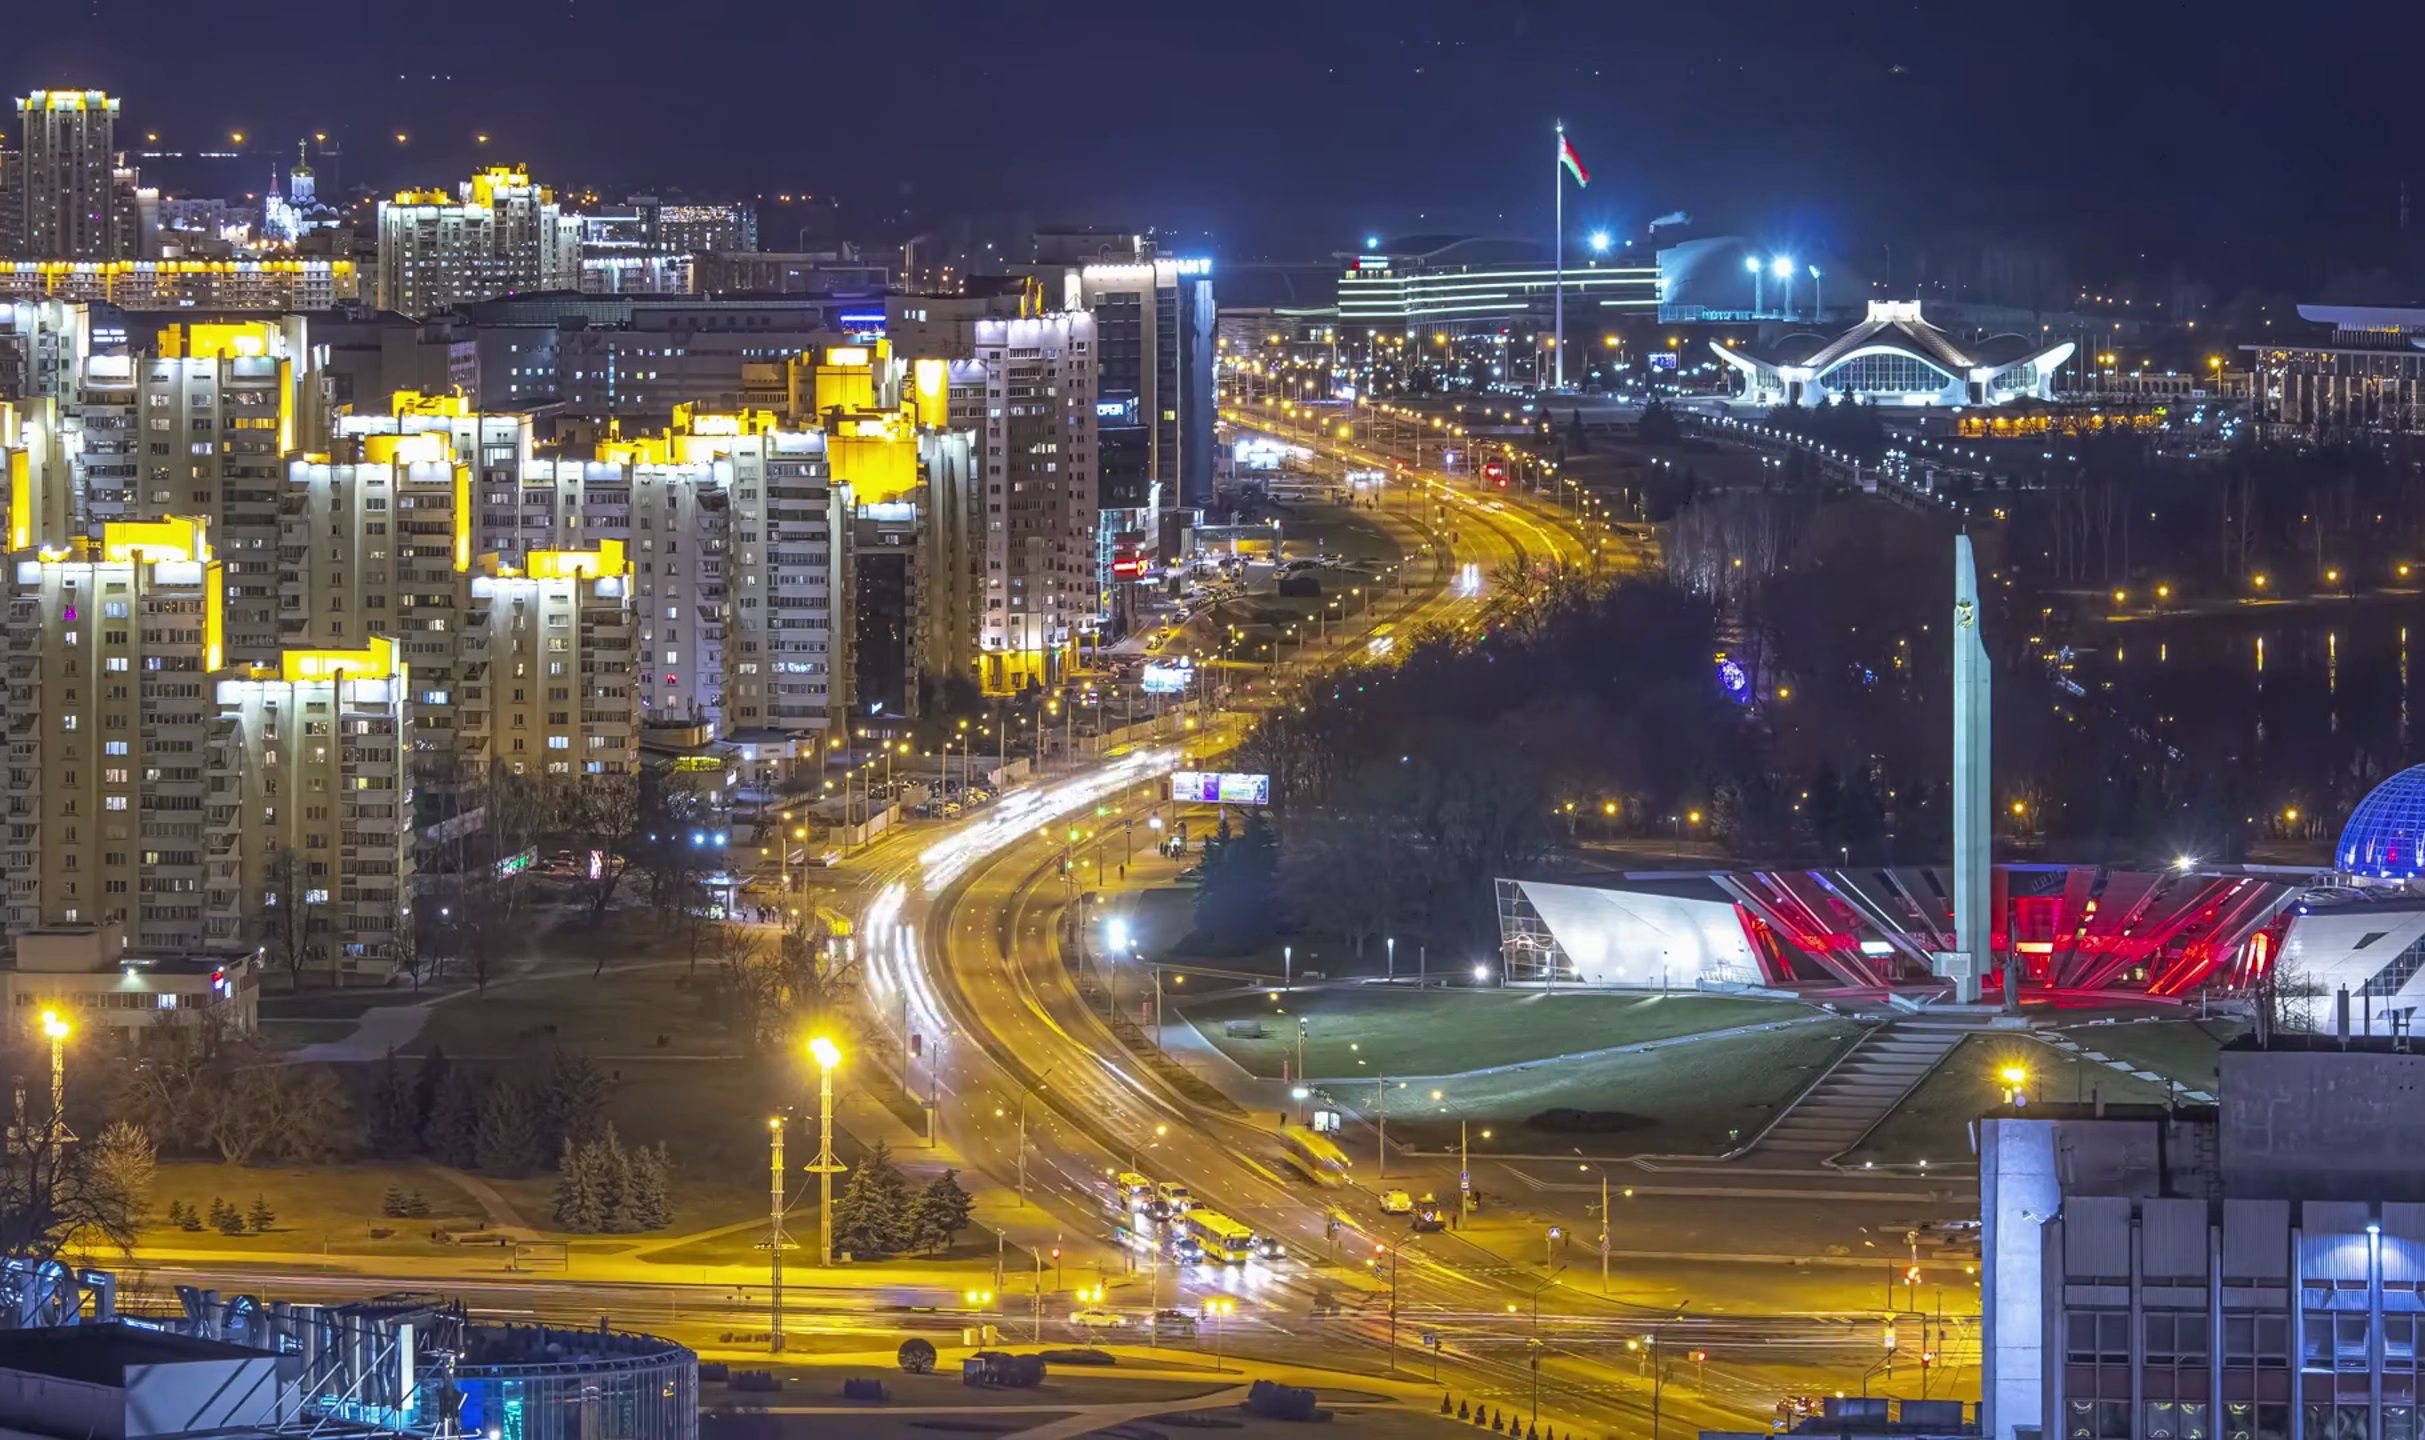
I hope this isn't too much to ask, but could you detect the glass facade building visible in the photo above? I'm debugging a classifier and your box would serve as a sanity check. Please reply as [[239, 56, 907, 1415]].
[[456, 1325, 698, 1440]]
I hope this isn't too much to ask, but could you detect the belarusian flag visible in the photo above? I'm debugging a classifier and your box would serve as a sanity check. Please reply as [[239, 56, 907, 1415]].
[[1559, 135, 1589, 188]]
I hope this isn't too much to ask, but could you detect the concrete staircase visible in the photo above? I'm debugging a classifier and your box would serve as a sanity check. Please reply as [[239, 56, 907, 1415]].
[[1742, 1020, 1977, 1165]]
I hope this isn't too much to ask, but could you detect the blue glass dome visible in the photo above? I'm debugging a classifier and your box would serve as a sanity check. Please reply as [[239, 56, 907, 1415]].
[[2338, 765, 2425, 878]]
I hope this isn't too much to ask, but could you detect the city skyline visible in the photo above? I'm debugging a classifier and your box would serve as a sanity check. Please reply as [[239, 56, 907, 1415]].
[[3, 1, 2419, 283]]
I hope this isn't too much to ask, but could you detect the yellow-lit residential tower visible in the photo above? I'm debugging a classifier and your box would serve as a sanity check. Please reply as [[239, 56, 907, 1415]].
[[1, 519, 226, 952], [207, 637, 414, 981]]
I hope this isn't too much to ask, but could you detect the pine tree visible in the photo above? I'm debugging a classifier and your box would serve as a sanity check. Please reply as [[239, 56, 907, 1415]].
[[211, 1198, 245, 1234], [594, 1126, 634, 1231], [247, 1195, 276, 1233], [473, 1079, 541, 1176], [401, 1190, 431, 1219], [367, 1050, 420, 1159], [831, 1146, 906, 1259], [551, 1138, 606, 1232], [624, 1142, 672, 1230], [539, 1051, 609, 1158], [167, 1199, 191, 1230], [426, 1067, 482, 1168], [866, 1143, 915, 1254], [380, 1185, 407, 1218], [907, 1170, 973, 1254], [413, 1045, 452, 1150]]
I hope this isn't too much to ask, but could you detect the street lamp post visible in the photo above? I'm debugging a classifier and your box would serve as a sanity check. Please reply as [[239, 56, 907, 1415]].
[[807, 1037, 844, 1269], [1205, 1297, 1234, 1373], [39, 1011, 70, 1145], [766, 1115, 787, 1353]]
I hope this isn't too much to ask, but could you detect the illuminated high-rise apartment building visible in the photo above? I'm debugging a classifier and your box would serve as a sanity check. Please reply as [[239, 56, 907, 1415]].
[[278, 436, 470, 772], [1, 519, 225, 952], [78, 320, 331, 665], [375, 167, 578, 317], [13, 90, 133, 261], [460, 543, 638, 779], [205, 639, 413, 981], [970, 312, 1097, 692]]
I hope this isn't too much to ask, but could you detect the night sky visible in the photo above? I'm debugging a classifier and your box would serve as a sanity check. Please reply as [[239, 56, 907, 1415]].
[[10, 0, 2420, 282]]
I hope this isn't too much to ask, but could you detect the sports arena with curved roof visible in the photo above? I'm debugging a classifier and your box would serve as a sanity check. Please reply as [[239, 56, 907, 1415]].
[[1497, 766, 2425, 1006], [1711, 299, 2074, 407]]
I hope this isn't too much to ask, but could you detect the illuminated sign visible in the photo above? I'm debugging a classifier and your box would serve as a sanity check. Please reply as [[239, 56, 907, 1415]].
[[1648, 352, 1680, 373], [1141, 659, 1195, 693], [495, 848, 536, 878], [837, 311, 886, 336], [1170, 771, 1270, 805], [1112, 554, 1150, 580]]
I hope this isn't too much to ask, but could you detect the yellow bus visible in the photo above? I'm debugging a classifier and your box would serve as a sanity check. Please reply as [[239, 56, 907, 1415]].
[[1278, 1124, 1352, 1186], [1184, 1209, 1261, 1265], [1365, 624, 1397, 659]]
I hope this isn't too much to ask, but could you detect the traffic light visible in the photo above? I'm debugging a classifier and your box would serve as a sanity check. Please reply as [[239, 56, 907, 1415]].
[[1689, 1350, 1708, 1364], [1049, 1247, 1061, 1262]]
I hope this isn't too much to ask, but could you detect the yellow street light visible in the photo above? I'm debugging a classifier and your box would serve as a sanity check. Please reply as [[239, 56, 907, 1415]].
[[40, 1010, 68, 1042], [2011, 800, 2027, 817], [809, 1035, 841, 1071]]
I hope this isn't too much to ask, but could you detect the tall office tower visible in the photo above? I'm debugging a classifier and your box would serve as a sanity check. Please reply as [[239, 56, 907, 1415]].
[[1058, 251, 1215, 510], [205, 638, 414, 982], [1, 519, 225, 951], [461, 543, 639, 780], [14, 91, 125, 261], [0, 299, 91, 404], [375, 166, 578, 317], [93, 320, 331, 665], [971, 312, 1097, 693]]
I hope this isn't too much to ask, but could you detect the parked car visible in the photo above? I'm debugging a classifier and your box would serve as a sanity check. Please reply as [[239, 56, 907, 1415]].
[[1070, 1308, 1130, 1332]]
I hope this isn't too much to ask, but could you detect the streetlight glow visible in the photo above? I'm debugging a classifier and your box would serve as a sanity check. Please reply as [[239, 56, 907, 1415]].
[[39, 1010, 67, 1042], [808, 1035, 841, 1071], [1588, 230, 1611, 254], [1771, 255, 1794, 279]]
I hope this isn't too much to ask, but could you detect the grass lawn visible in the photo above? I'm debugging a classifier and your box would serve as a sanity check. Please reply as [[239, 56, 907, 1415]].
[[485, 1056, 774, 1240], [1178, 986, 1815, 1080], [259, 988, 438, 1020], [409, 965, 732, 1059], [141, 1161, 490, 1256], [1840, 1034, 2181, 1169], [1380, 1020, 1861, 1159], [2050, 1016, 2246, 1092], [256, 1017, 362, 1046]]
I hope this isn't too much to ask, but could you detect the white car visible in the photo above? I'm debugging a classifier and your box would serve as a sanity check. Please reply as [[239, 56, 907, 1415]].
[[1070, 1308, 1130, 1331]]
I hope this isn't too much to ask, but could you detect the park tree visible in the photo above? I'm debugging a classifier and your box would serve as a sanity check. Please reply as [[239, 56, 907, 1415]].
[[551, 1137, 608, 1231], [366, 1050, 421, 1159], [473, 1078, 541, 1176], [537, 1051, 610, 1158], [426, 1068, 483, 1169], [624, 1142, 673, 1230], [253, 845, 324, 990], [830, 1142, 912, 1259], [88, 1121, 155, 1225], [904, 1170, 974, 1255], [413, 1046, 451, 1151], [553, 772, 644, 935]]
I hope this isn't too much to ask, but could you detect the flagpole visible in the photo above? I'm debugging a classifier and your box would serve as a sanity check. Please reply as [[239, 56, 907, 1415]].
[[1553, 119, 1565, 391]]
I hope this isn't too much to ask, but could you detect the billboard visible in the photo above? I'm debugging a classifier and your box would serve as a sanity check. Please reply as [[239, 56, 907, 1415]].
[[1141, 659, 1195, 694], [1648, 352, 1680, 373], [1171, 771, 1271, 806]]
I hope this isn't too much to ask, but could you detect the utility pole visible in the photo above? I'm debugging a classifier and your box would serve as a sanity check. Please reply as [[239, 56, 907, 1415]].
[[1374, 1076, 1387, 1179], [766, 1116, 787, 1354]]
